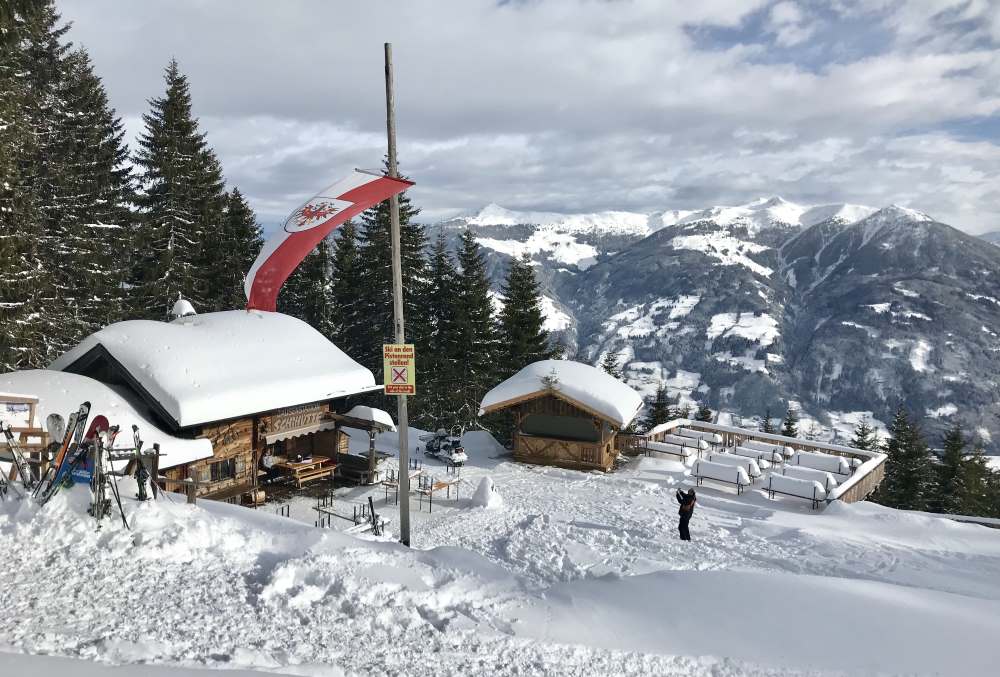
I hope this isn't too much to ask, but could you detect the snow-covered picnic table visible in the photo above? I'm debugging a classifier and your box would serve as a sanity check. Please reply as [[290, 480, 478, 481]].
[[692, 459, 750, 494], [763, 473, 827, 509]]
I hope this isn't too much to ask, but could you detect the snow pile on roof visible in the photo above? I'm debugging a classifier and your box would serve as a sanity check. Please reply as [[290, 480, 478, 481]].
[[0, 370, 211, 469], [344, 405, 396, 432], [479, 360, 643, 427], [50, 310, 376, 428]]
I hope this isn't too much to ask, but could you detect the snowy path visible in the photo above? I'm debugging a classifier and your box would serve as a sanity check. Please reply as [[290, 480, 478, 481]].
[[2, 430, 1000, 676]]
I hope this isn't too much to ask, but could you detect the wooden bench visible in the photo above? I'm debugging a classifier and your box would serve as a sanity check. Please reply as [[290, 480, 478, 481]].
[[415, 476, 460, 512], [763, 474, 826, 509], [292, 464, 335, 488], [692, 460, 750, 495]]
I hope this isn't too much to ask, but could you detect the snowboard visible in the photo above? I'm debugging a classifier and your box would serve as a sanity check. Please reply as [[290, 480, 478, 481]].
[[35, 403, 92, 504], [69, 415, 111, 485]]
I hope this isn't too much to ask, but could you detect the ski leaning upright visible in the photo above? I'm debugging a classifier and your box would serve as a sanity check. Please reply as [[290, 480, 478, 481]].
[[1, 423, 36, 491], [34, 402, 91, 505]]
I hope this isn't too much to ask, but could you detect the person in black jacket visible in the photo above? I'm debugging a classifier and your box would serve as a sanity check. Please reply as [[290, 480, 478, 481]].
[[675, 488, 696, 541]]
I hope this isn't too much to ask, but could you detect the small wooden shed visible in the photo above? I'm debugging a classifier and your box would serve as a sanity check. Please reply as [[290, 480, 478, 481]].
[[479, 360, 642, 472]]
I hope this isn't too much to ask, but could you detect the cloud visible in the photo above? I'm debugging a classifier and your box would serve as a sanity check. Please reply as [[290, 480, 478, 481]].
[[767, 1, 815, 46], [58, 0, 999, 232]]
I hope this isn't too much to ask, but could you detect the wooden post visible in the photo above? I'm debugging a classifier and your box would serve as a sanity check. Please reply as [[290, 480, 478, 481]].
[[385, 42, 411, 547]]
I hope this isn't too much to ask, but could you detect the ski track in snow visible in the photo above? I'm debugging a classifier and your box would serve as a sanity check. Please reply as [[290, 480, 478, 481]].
[[3, 432, 1000, 676]]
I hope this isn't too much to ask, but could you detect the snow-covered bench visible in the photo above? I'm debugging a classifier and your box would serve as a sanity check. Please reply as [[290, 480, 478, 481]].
[[743, 439, 795, 459], [763, 474, 827, 509], [676, 428, 724, 445], [659, 433, 708, 450], [789, 451, 851, 476], [645, 440, 697, 459], [705, 453, 762, 480], [692, 460, 750, 495], [781, 465, 838, 493], [731, 445, 778, 468]]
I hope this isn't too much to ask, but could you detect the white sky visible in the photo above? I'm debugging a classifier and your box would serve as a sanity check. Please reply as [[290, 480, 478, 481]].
[[58, 0, 1000, 232]]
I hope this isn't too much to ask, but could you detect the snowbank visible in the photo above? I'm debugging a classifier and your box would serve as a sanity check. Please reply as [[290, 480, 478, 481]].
[[50, 310, 376, 428], [479, 360, 642, 428], [471, 476, 503, 509], [0, 370, 211, 469]]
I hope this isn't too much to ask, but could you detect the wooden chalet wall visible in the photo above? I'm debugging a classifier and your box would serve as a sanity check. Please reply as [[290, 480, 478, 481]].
[[161, 400, 352, 501], [513, 395, 618, 472]]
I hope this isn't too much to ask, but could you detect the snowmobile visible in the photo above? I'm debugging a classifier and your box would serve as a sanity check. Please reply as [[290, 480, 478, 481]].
[[420, 428, 468, 466]]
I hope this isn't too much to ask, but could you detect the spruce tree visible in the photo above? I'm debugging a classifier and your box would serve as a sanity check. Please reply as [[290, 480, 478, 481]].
[[328, 220, 365, 356], [353, 163, 428, 376], [419, 235, 460, 428], [44, 48, 134, 338], [642, 384, 671, 432], [760, 408, 775, 434], [498, 253, 554, 377], [131, 59, 226, 318], [958, 445, 995, 517], [204, 188, 262, 311], [781, 407, 799, 438], [851, 417, 878, 451], [0, 6, 45, 370], [934, 424, 966, 514], [278, 235, 335, 337], [877, 406, 935, 511], [600, 351, 623, 379], [695, 404, 713, 422], [677, 404, 692, 419], [452, 229, 499, 428]]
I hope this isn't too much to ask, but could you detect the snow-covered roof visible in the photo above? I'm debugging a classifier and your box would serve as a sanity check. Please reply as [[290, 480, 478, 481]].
[[0, 370, 212, 469], [50, 310, 377, 429], [479, 360, 643, 427], [344, 405, 396, 432]]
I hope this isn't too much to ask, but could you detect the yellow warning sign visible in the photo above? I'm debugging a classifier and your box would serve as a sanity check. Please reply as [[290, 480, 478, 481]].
[[383, 344, 416, 395]]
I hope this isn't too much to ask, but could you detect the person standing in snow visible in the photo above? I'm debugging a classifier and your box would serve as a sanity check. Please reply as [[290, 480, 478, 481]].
[[675, 488, 696, 541]]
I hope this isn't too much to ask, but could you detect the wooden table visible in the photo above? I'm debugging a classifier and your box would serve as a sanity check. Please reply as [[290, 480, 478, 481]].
[[274, 456, 336, 488]]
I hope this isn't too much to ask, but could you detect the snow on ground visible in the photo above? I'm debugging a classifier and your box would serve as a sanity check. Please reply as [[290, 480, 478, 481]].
[[706, 312, 780, 347], [909, 339, 934, 372], [4, 429, 1000, 676], [669, 232, 774, 277], [466, 203, 651, 236], [476, 231, 599, 269], [927, 403, 958, 418]]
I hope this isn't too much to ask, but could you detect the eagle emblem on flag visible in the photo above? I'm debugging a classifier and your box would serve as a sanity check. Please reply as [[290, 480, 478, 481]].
[[283, 198, 352, 232]]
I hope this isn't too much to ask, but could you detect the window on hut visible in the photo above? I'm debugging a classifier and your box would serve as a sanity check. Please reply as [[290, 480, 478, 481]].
[[210, 458, 236, 482], [521, 414, 601, 442]]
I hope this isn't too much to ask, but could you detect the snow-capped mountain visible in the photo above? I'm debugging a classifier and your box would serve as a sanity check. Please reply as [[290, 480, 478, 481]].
[[430, 199, 1000, 450]]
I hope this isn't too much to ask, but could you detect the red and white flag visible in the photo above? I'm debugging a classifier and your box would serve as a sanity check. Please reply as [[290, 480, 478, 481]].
[[245, 170, 413, 312]]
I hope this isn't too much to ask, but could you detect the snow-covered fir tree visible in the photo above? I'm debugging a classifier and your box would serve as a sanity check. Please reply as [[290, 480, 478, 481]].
[[328, 220, 365, 357], [0, 7, 45, 371], [203, 188, 262, 311], [642, 384, 671, 432], [353, 165, 429, 377], [933, 423, 967, 514], [850, 417, 879, 451], [760, 408, 775, 433], [418, 235, 460, 428], [781, 407, 799, 438], [278, 235, 336, 338], [600, 351, 623, 380], [497, 253, 555, 378], [0, 3, 133, 368], [877, 406, 936, 511], [695, 404, 713, 422], [131, 59, 226, 318], [452, 229, 500, 426]]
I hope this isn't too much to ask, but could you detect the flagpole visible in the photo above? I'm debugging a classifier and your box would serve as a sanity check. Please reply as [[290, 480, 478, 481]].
[[385, 42, 411, 547]]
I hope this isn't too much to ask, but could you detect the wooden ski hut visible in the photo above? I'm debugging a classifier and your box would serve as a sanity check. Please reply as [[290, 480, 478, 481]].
[[479, 360, 642, 472], [47, 308, 380, 503]]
